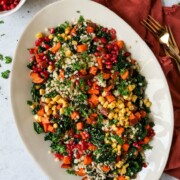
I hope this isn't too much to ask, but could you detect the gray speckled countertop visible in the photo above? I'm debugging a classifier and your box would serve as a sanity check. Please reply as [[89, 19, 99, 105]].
[[0, 0, 179, 179]]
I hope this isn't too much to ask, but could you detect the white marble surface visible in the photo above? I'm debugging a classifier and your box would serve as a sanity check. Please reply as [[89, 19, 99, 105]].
[[0, 0, 179, 180]]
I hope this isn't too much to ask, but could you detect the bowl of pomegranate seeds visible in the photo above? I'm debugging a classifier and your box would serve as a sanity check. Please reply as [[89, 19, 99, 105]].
[[0, 0, 26, 17]]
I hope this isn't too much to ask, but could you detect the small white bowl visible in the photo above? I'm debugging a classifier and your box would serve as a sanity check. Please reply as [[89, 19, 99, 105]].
[[0, 0, 26, 17]]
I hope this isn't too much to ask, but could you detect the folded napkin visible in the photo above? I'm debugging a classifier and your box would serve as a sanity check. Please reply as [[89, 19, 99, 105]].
[[93, 0, 180, 179]]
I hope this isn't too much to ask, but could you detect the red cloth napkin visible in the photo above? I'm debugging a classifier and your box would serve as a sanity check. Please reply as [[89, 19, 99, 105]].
[[93, 0, 180, 179]]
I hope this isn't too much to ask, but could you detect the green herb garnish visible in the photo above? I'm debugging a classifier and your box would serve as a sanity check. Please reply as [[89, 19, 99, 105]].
[[1, 70, 10, 79], [5, 56, 12, 64]]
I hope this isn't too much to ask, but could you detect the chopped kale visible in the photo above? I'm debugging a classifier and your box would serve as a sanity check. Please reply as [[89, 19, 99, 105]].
[[33, 122, 44, 134], [1, 70, 10, 79], [44, 90, 58, 98]]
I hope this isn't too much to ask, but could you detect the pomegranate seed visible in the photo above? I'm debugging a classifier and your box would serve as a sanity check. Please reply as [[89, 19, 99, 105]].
[[106, 54, 111, 59], [101, 37, 107, 44], [112, 50, 117, 55], [87, 81, 93, 87], [113, 60, 118, 63], [40, 71, 49, 79], [93, 37, 98, 42], [29, 48, 35, 54], [104, 61, 112, 65], [106, 64, 113, 69], [33, 68, 38, 73], [43, 44, 51, 49], [95, 85, 100, 90], [74, 134, 81, 139], [30, 56, 35, 61], [10, 4, 15, 9], [106, 44, 113, 50], [44, 37, 50, 43], [94, 52, 99, 57], [116, 156, 120, 162], [76, 152, 81, 159], [35, 38, 43, 46], [113, 45, 119, 50], [97, 46, 102, 51], [50, 28, 55, 34], [102, 27, 108, 32], [143, 163, 147, 168], [124, 52, 131, 57], [75, 80, 79, 85]]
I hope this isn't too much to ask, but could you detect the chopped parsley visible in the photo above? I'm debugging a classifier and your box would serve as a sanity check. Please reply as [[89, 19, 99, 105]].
[[5, 56, 12, 64], [1, 70, 10, 79], [0, 54, 3, 61]]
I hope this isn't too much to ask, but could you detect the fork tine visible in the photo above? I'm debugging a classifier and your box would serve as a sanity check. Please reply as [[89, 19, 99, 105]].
[[167, 25, 178, 48], [165, 26, 172, 45], [147, 15, 164, 30], [141, 20, 157, 35]]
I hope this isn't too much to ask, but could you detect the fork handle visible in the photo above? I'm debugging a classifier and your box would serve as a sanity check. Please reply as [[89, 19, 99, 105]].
[[166, 45, 180, 64]]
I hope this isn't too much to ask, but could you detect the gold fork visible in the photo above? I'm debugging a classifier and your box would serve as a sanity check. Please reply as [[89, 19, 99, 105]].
[[141, 15, 180, 65], [163, 26, 180, 71], [166, 25, 179, 55]]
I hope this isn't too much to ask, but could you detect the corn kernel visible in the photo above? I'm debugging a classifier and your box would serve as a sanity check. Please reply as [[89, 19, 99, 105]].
[[50, 101, 56, 105], [61, 33, 65, 38], [53, 123, 58, 129], [67, 35, 72, 40], [52, 110, 57, 116], [65, 27, 71, 35], [128, 84, 136, 91], [48, 34, 54, 40], [129, 105, 134, 111], [125, 176, 130, 180], [53, 95, 61, 102], [114, 113, 118, 119], [102, 91, 106, 97], [30, 104, 35, 109], [112, 124, 117, 131], [132, 95, 137, 102], [117, 144, 121, 151], [65, 49, 72, 57], [59, 108, 64, 115], [108, 112, 114, 119], [64, 37, 68, 41], [47, 65, 54, 72], [118, 103, 125, 109], [108, 101, 116, 109], [103, 101, 109, 108], [39, 89, 45, 95], [72, 40, 77, 45], [114, 108, 119, 113], [47, 109, 52, 115], [143, 98, 149, 104], [105, 133, 109, 137], [44, 105, 49, 113], [146, 101, 152, 107], [45, 98, 51, 103], [99, 96, 105, 102], [36, 32, 43, 39], [121, 108, 126, 114], [52, 105, 56, 111], [112, 142, 117, 148], [123, 95, 129, 100], [35, 85, 41, 89], [114, 178, 117, 180], [105, 139, 110, 144]]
